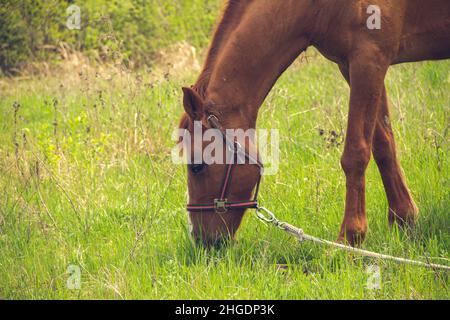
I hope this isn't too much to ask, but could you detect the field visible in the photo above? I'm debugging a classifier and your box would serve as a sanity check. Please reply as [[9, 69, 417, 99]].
[[0, 48, 448, 299]]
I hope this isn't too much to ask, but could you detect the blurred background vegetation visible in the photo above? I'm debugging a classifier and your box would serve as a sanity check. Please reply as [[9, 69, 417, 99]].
[[0, 0, 221, 75]]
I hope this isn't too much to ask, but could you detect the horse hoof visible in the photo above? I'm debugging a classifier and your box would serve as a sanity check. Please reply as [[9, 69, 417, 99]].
[[337, 222, 367, 247], [337, 233, 365, 247], [388, 204, 419, 229]]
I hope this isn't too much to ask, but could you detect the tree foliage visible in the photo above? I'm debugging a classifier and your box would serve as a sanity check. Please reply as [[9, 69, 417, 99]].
[[0, 0, 221, 74]]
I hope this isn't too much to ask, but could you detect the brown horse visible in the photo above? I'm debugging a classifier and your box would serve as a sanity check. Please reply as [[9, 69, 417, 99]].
[[179, 0, 450, 246]]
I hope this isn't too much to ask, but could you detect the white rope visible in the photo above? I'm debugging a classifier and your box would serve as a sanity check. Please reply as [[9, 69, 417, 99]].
[[256, 207, 450, 271]]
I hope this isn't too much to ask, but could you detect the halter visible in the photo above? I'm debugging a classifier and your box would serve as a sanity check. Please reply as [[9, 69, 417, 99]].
[[186, 115, 263, 214]]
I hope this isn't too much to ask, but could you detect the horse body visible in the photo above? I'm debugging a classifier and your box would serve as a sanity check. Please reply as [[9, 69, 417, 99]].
[[311, 0, 450, 65], [181, 0, 450, 245]]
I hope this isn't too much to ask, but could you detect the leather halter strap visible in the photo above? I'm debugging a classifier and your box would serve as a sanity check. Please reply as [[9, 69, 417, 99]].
[[186, 115, 263, 213]]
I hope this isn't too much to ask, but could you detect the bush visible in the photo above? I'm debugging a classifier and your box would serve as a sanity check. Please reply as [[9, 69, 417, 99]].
[[0, 0, 221, 74]]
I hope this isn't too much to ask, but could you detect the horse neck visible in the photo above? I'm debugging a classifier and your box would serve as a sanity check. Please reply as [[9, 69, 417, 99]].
[[203, 1, 315, 127]]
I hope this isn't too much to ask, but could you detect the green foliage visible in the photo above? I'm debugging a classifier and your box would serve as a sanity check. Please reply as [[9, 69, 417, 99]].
[[0, 0, 221, 74], [0, 1, 30, 73]]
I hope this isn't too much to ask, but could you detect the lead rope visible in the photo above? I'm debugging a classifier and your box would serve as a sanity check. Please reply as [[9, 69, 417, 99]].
[[255, 206, 450, 271]]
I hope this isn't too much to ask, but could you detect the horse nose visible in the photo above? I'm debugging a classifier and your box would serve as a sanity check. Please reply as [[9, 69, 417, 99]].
[[188, 221, 236, 247], [187, 210, 245, 246], [190, 231, 234, 247]]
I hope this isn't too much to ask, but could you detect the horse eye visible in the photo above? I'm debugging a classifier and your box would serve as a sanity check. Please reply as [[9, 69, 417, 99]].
[[189, 163, 206, 174]]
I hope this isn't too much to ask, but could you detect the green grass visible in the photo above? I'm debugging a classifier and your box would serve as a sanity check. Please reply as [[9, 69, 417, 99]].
[[0, 51, 449, 299]]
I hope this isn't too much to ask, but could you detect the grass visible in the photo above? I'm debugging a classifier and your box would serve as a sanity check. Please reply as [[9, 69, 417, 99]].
[[0, 50, 449, 299]]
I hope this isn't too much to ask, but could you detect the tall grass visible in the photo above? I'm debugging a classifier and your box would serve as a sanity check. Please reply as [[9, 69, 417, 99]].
[[0, 51, 448, 299]]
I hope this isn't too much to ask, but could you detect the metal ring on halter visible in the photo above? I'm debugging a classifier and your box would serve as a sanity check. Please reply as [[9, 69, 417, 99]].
[[207, 114, 221, 129], [207, 114, 218, 121], [256, 206, 276, 223]]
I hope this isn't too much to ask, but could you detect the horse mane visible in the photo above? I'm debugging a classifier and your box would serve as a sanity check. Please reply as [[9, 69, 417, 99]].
[[193, 0, 251, 98]]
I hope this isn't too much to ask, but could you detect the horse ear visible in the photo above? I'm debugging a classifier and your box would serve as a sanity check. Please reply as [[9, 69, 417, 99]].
[[182, 87, 204, 120]]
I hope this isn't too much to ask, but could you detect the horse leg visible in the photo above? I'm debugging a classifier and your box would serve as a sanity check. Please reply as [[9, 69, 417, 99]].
[[337, 53, 388, 246], [372, 88, 419, 227]]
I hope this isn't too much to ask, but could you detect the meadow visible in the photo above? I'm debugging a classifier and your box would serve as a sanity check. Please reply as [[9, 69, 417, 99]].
[[0, 47, 448, 299]]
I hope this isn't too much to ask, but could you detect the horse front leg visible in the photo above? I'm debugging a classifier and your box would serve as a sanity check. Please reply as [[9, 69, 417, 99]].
[[338, 51, 389, 246], [372, 87, 419, 227]]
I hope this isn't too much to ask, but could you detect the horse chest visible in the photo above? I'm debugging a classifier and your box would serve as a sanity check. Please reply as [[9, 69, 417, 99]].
[[313, 44, 348, 66]]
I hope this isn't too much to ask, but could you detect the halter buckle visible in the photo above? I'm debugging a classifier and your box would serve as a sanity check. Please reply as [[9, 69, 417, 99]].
[[214, 199, 228, 214]]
